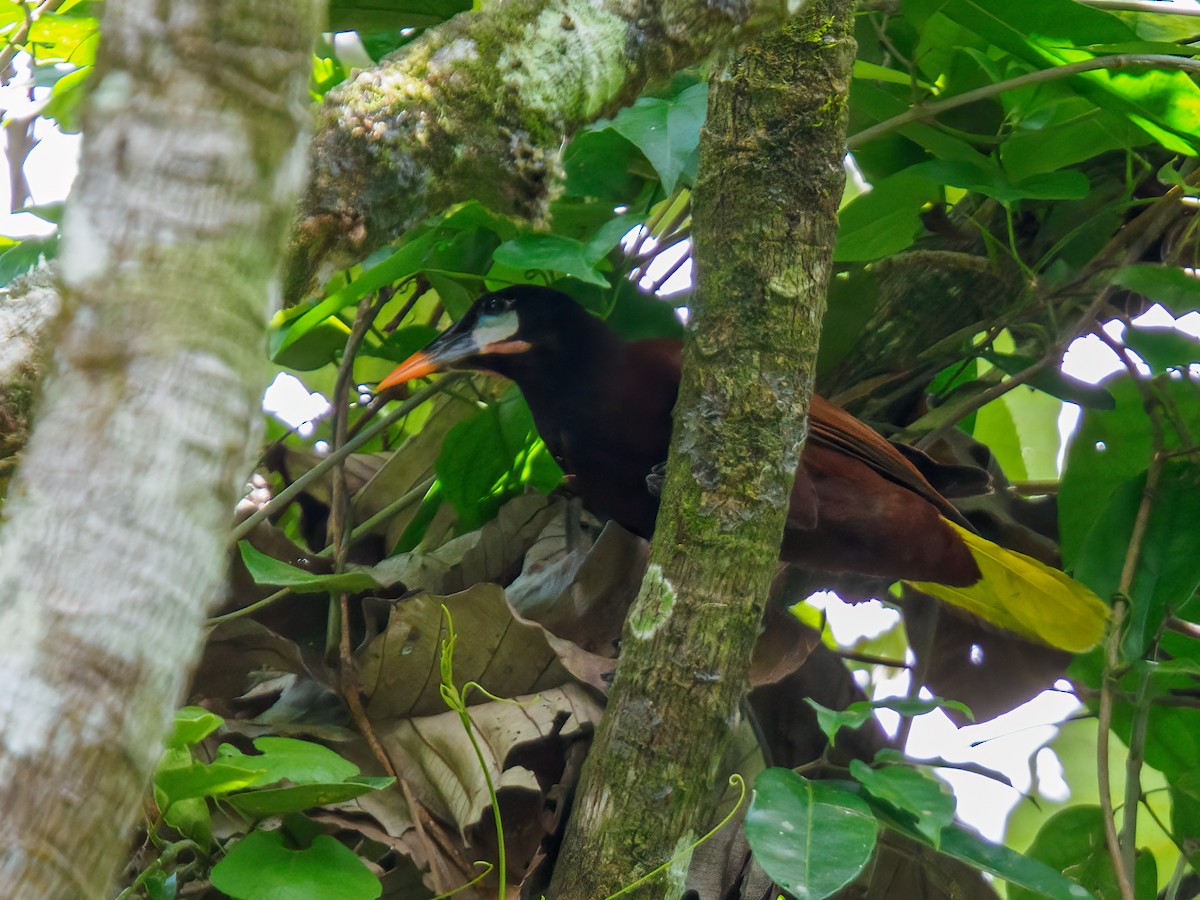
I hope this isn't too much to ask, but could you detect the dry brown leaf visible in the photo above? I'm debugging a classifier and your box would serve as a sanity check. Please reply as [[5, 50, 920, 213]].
[[360, 684, 602, 836], [357, 583, 576, 719]]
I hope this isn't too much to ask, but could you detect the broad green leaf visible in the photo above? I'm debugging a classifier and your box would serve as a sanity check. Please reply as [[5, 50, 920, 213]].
[[492, 234, 610, 287], [604, 83, 707, 192], [849, 760, 956, 847], [834, 172, 937, 261], [1074, 460, 1200, 658], [564, 128, 646, 199], [745, 770, 877, 900], [227, 777, 394, 819], [217, 737, 361, 787], [165, 707, 223, 750], [1111, 265, 1200, 317], [1008, 806, 1157, 900], [1060, 375, 1200, 567], [237, 542, 380, 594], [211, 831, 381, 900]]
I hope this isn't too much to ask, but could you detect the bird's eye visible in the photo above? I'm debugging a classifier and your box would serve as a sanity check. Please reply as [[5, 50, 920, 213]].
[[480, 296, 506, 315]]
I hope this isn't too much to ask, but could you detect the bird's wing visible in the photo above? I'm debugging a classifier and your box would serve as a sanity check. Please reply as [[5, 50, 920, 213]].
[[807, 395, 972, 529]]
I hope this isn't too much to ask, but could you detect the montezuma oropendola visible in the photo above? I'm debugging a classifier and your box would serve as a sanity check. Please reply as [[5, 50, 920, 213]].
[[377, 286, 1108, 651]]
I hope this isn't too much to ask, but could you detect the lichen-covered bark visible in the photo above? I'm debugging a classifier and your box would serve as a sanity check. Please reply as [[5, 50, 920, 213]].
[[549, 3, 856, 896], [286, 0, 806, 303], [0, 2, 320, 895]]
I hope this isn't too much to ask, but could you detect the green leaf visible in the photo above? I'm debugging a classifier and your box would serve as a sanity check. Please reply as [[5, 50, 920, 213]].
[[155, 761, 265, 804], [912, 158, 1090, 205], [272, 230, 437, 358], [745, 769, 877, 900], [1008, 806, 1157, 900], [0, 235, 58, 286], [806, 696, 971, 744], [564, 128, 645, 199], [1111, 265, 1200, 317], [603, 83, 707, 192], [1002, 105, 1145, 181], [164, 797, 212, 849], [925, 0, 1200, 153], [327, 0, 471, 31], [227, 777, 394, 819], [935, 823, 1096, 899], [210, 831, 382, 900], [1060, 375, 1200, 567], [1122, 325, 1200, 374], [834, 172, 937, 261], [237, 542, 380, 594], [436, 389, 564, 529], [218, 737, 361, 787], [492, 234, 610, 287], [853, 59, 929, 88], [849, 760, 956, 847], [1074, 460, 1200, 658], [165, 707, 223, 750]]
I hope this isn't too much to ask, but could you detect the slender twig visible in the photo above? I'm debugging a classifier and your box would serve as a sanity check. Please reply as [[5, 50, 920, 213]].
[[1097, 602, 1133, 900], [229, 374, 463, 543], [849, 55, 1200, 149], [833, 648, 911, 669], [1092, 325, 1169, 900]]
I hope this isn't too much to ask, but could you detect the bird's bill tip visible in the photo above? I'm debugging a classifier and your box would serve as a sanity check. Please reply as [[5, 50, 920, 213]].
[[377, 351, 439, 393]]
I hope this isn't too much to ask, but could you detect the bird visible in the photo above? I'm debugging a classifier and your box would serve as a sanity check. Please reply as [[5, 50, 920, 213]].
[[376, 285, 1108, 652]]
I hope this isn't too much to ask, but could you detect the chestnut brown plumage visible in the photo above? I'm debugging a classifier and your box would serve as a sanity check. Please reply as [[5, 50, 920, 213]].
[[378, 285, 1109, 651]]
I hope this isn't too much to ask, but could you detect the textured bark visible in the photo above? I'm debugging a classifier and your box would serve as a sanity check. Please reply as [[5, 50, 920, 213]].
[[286, 0, 809, 303], [0, 2, 320, 896], [549, 3, 856, 896]]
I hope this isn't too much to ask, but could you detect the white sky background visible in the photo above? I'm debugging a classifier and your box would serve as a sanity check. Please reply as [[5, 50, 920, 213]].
[[14, 92, 1199, 847]]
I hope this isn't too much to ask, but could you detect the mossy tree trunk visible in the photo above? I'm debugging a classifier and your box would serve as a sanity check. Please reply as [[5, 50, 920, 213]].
[[549, 3, 856, 896], [0, 3, 320, 895]]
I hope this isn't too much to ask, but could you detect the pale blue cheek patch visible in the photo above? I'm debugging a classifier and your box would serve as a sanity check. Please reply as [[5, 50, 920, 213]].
[[474, 311, 520, 347]]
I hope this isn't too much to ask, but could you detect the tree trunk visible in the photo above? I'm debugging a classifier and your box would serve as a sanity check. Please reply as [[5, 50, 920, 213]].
[[286, 0, 807, 303], [550, 3, 856, 896], [0, 2, 320, 896]]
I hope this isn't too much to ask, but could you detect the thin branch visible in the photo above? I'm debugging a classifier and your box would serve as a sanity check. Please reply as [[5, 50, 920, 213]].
[[1076, 0, 1200, 16], [229, 373, 463, 543], [849, 55, 1200, 149]]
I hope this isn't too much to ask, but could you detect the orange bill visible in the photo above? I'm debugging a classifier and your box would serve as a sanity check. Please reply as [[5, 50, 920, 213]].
[[377, 351, 438, 392]]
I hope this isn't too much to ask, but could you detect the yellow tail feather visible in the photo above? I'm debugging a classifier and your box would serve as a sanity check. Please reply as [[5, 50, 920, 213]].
[[907, 519, 1110, 653]]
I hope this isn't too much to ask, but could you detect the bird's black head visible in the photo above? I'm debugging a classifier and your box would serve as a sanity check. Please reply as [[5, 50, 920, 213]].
[[377, 285, 612, 391]]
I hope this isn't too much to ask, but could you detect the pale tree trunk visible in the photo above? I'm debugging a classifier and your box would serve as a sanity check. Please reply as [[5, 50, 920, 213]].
[[0, 2, 321, 896], [550, 2, 856, 896]]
